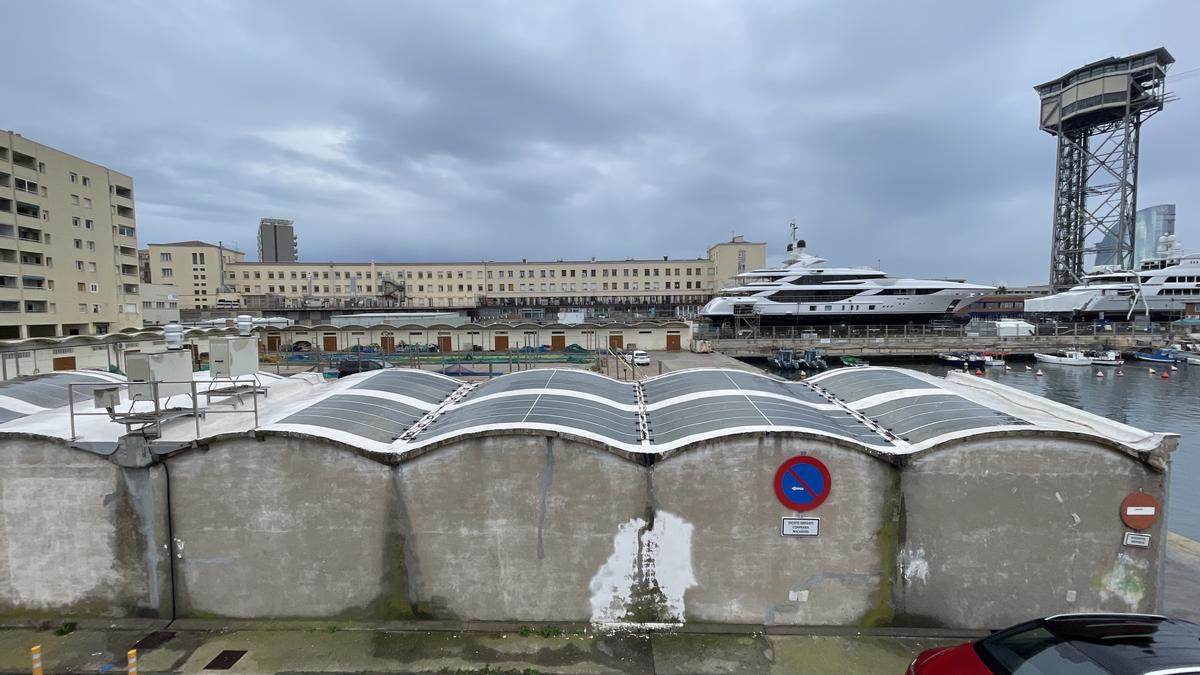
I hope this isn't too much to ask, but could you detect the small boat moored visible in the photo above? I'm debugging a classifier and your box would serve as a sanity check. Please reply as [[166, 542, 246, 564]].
[[839, 355, 870, 367], [981, 351, 1008, 367], [939, 352, 985, 369], [1085, 349, 1125, 366], [1131, 348, 1179, 364], [1034, 350, 1091, 366]]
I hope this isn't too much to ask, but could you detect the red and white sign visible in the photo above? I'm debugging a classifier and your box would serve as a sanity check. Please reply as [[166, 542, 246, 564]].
[[1119, 492, 1160, 530]]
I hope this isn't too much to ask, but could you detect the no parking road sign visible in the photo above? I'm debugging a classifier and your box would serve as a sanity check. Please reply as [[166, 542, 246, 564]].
[[774, 456, 831, 512]]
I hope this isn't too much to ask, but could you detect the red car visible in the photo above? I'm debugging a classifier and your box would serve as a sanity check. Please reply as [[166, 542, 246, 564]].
[[909, 613, 1200, 674]]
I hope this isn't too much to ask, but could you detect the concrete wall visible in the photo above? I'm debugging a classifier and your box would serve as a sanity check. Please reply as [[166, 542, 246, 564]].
[[0, 430, 1172, 629], [898, 436, 1168, 629], [399, 435, 645, 621], [166, 437, 399, 619], [0, 438, 169, 619], [653, 436, 896, 626]]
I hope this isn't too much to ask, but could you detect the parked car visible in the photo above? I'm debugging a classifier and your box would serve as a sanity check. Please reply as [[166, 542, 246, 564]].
[[623, 350, 651, 366], [908, 613, 1200, 674], [336, 358, 389, 378]]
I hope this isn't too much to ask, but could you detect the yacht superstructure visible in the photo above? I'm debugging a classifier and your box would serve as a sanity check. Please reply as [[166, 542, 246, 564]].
[[700, 228, 994, 326], [1025, 235, 1200, 319]]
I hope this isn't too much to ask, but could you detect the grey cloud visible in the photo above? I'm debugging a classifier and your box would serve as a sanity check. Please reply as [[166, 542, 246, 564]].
[[5, 0, 1200, 284]]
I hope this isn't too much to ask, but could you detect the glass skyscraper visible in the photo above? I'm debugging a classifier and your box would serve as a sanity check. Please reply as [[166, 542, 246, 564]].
[[1093, 204, 1176, 268]]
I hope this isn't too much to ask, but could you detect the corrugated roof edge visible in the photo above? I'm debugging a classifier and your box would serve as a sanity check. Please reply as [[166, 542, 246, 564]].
[[810, 366, 1176, 468]]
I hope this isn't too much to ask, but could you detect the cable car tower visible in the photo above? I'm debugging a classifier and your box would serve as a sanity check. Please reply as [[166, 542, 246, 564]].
[[1036, 48, 1173, 290]]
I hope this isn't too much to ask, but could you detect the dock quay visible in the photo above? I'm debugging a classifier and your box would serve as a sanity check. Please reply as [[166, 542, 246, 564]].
[[698, 321, 1188, 359]]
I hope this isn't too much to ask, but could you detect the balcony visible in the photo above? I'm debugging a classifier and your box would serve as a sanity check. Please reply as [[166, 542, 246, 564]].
[[11, 150, 37, 172], [15, 201, 40, 219], [121, 264, 139, 277], [0, 223, 13, 239], [114, 184, 133, 200], [21, 276, 47, 290], [19, 253, 44, 266], [23, 300, 49, 314], [122, 283, 139, 295], [0, 300, 18, 313], [17, 226, 43, 243], [116, 205, 135, 220], [118, 246, 137, 258]]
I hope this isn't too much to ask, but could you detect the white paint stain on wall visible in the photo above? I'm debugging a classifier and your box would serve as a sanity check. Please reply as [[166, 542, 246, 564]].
[[588, 511, 696, 624], [1099, 552, 1148, 609], [900, 546, 930, 586]]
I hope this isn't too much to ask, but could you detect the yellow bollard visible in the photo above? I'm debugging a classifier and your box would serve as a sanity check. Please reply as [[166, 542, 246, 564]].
[[128, 648, 138, 674], [31, 645, 43, 675]]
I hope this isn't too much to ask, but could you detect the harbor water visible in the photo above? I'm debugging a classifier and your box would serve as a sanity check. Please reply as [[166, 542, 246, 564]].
[[775, 360, 1200, 541]]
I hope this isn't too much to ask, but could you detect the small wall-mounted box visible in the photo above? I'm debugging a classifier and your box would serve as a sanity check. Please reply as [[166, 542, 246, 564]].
[[92, 386, 122, 409]]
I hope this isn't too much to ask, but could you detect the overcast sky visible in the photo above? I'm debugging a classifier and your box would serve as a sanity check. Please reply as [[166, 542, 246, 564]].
[[6, 1, 1199, 285]]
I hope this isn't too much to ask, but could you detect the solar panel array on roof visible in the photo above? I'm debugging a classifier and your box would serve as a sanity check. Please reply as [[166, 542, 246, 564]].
[[644, 370, 821, 403], [813, 369, 938, 402], [278, 393, 426, 444], [350, 370, 460, 404], [422, 393, 639, 445], [858, 394, 1029, 443], [0, 372, 114, 409], [650, 394, 884, 446], [468, 369, 635, 404]]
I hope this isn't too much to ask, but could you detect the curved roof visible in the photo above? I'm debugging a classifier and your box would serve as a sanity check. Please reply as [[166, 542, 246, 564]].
[[0, 366, 1173, 467], [0, 371, 127, 425]]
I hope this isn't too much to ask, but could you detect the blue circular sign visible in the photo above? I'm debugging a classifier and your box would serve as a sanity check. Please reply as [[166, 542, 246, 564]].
[[774, 456, 831, 512]]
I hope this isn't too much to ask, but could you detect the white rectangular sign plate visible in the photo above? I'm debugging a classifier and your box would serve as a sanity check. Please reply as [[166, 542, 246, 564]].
[[1123, 532, 1151, 548], [1126, 506, 1156, 516], [781, 517, 820, 537]]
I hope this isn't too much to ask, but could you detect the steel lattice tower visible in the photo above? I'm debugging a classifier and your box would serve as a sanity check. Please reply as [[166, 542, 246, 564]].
[[1035, 48, 1173, 290]]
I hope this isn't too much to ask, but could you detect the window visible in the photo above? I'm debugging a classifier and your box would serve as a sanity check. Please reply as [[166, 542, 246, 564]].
[[82, 197, 92, 208], [72, 217, 81, 227], [82, 176, 90, 187], [89, 283, 99, 293], [87, 262, 96, 272], [161, 268, 174, 278], [79, 303, 87, 313], [69, 172, 77, 184], [87, 241, 95, 251], [74, 239, 82, 249], [85, 219, 93, 229], [160, 252, 172, 262]]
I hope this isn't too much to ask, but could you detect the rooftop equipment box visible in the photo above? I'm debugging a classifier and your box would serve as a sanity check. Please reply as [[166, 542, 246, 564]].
[[209, 336, 260, 378], [126, 350, 194, 401]]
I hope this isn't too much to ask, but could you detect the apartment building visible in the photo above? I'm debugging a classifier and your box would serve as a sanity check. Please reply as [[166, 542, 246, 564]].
[[0, 131, 140, 339], [142, 241, 245, 310], [140, 283, 180, 326], [257, 217, 297, 262], [211, 236, 765, 313]]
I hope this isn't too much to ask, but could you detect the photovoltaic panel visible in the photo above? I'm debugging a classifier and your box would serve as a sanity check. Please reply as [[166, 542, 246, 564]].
[[857, 394, 1028, 443], [278, 393, 426, 444], [465, 369, 636, 404], [649, 394, 885, 445], [350, 370, 460, 404], [812, 369, 938, 402], [0, 372, 116, 409], [421, 393, 639, 445]]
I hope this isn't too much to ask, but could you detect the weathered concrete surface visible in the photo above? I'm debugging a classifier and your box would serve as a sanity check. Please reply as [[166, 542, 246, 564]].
[[899, 436, 1167, 629], [0, 439, 170, 619], [653, 436, 897, 626], [399, 435, 645, 622], [167, 437, 397, 619], [0, 626, 965, 674]]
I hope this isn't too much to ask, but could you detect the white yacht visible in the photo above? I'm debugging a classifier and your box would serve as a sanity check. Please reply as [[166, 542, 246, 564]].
[[700, 227, 994, 325], [1025, 236, 1200, 319]]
